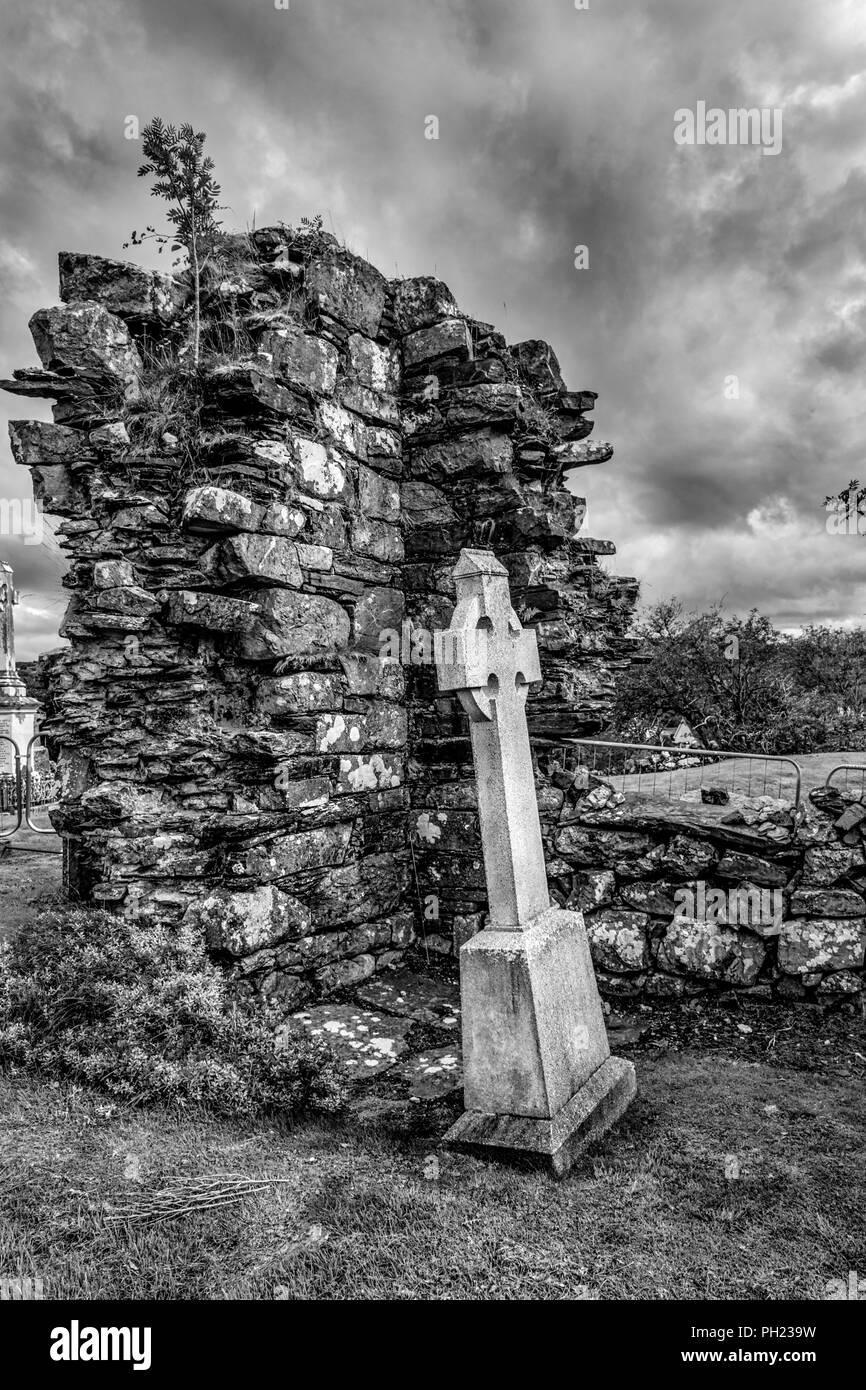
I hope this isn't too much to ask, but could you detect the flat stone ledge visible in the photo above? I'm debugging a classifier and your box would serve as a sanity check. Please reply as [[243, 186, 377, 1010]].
[[354, 967, 460, 1023], [285, 1003, 414, 1078]]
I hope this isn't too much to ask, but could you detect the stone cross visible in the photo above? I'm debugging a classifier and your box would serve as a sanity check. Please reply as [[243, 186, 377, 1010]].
[[0, 563, 19, 681], [435, 550, 549, 929], [434, 548, 636, 1176]]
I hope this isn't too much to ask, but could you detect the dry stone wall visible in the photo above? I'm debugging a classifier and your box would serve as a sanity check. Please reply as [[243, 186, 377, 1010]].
[[543, 781, 866, 1000], [2, 227, 637, 1011]]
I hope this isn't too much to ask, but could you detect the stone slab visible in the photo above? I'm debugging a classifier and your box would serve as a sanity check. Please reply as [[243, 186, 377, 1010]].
[[395, 1045, 463, 1100], [354, 968, 460, 1024], [443, 1054, 636, 1178], [289, 1003, 413, 1078]]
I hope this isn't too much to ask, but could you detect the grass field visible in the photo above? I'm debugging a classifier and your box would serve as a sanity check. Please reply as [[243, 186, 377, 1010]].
[[2, 999, 863, 1301]]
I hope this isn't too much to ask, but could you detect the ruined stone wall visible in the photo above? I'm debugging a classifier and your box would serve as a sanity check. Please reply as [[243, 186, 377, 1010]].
[[396, 304, 638, 951], [2, 228, 637, 1009], [544, 783, 866, 1000]]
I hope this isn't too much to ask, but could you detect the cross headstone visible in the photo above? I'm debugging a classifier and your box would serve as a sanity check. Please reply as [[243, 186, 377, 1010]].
[[0, 563, 18, 679], [0, 562, 38, 777], [435, 550, 636, 1175]]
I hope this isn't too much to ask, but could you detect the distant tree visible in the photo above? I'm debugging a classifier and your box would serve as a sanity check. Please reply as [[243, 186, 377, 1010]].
[[778, 625, 866, 718], [611, 601, 787, 751], [611, 600, 866, 755], [124, 119, 223, 368]]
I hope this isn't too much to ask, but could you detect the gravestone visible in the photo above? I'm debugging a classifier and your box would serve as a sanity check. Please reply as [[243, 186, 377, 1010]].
[[435, 549, 636, 1175], [0, 562, 38, 776]]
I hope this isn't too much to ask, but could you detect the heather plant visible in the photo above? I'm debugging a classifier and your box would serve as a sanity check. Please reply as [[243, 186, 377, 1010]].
[[0, 908, 344, 1118]]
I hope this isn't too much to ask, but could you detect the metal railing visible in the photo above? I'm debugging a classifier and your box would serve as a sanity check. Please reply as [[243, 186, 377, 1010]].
[[0, 732, 58, 838], [537, 737, 803, 810], [0, 734, 23, 838], [825, 763, 866, 796]]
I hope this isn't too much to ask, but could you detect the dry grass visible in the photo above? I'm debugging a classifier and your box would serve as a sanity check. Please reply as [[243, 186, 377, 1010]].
[[1, 1043, 863, 1300]]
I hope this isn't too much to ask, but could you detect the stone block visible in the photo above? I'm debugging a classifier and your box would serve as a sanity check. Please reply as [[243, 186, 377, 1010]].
[[187, 884, 310, 957], [777, 918, 866, 975], [391, 276, 460, 334], [347, 333, 400, 394], [508, 339, 565, 394], [338, 651, 405, 699], [203, 534, 302, 588], [660, 833, 715, 878], [234, 823, 353, 882], [296, 542, 333, 571], [409, 428, 512, 481], [350, 516, 404, 563], [168, 590, 259, 632], [789, 888, 865, 917], [8, 419, 83, 466], [182, 485, 307, 539], [656, 915, 766, 985], [336, 753, 403, 794], [237, 589, 350, 662], [292, 437, 350, 499], [617, 878, 681, 917], [585, 909, 650, 973], [716, 850, 791, 888], [95, 585, 160, 617], [358, 463, 401, 521], [404, 318, 472, 368], [312, 853, 406, 930], [555, 825, 654, 869], [29, 303, 142, 399], [801, 845, 865, 886], [93, 559, 135, 589], [568, 869, 616, 913], [305, 248, 387, 336], [352, 585, 405, 653], [58, 251, 185, 325], [257, 671, 344, 715], [261, 324, 338, 395], [181, 485, 255, 534]]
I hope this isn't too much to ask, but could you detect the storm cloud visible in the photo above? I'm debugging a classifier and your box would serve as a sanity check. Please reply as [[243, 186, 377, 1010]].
[[1, 0, 865, 656]]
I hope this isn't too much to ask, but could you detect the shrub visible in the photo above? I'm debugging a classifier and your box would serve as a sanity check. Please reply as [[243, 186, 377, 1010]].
[[0, 908, 344, 1119]]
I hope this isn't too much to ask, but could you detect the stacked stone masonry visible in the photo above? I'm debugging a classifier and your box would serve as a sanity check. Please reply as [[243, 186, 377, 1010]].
[[538, 779, 866, 1000], [2, 228, 638, 1011]]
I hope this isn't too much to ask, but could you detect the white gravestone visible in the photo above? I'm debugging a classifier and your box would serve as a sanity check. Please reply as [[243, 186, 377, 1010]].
[[435, 549, 636, 1175], [0, 563, 38, 777]]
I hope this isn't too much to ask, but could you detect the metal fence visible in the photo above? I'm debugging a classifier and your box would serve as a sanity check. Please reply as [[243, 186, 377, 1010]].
[[825, 764, 866, 796], [0, 732, 59, 839], [536, 737, 803, 810]]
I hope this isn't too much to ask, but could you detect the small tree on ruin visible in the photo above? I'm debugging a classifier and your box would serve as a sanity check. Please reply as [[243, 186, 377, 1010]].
[[124, 118, 223, 368]]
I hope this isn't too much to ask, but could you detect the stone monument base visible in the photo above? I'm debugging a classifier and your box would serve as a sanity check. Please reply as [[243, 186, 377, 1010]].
[[444, 1054, 636, 1177], [443, 905, 637, 1178]]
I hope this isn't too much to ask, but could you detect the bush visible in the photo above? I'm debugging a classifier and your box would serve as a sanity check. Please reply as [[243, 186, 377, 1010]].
[[0, 909, 344, 1119]]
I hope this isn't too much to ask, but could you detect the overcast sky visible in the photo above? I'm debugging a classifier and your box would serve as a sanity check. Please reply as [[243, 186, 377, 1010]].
[[1, 0, 865, 659]]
